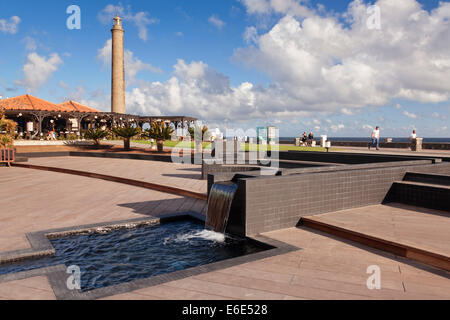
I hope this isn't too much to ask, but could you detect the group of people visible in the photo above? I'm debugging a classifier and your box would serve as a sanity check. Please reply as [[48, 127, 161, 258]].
[[300, 131, 314, 147], [368, 126, 419, 151]]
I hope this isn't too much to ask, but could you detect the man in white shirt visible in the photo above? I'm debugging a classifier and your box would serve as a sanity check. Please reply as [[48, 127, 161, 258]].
[[409, 130, 418, 150], [368, 126, 380, 151]]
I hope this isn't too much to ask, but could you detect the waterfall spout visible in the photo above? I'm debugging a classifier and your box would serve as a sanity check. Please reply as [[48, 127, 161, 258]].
[[206, 182, 238, 233]]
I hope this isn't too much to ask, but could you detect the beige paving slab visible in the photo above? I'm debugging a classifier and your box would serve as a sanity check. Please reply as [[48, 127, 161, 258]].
[[0, 276, 55, 300], [102, 226, 450, 300], [0, 167, 205, 252], [307, 204, 450, 257], [27, 156, 207, 194], [1, 159, 449, 300]]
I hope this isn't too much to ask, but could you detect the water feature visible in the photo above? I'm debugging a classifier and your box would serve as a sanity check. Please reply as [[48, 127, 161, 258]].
[[205, 182, 239, 233], [0, 220, 265, 292]]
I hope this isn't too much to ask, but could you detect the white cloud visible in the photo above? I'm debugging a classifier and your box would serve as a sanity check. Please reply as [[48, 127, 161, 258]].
[[0, 16, 21, 34], [243, 26, 258, 44], [98, 4, 158, 41], [240, 0, 314, 18], [403, 110, 418, 119], [125, 59, 260, 120], [15, 53, 63, 91], [341, 108, 355, 116], [89, 0, 450, 126], [97, 39, 162, 84], [330, 124, 345, 132], [241, 0, 271, 14], [208, 15, 226, 29], [175, 31, 184, 37], [233, 0, 450, 116], [22, 36, 37, 51]]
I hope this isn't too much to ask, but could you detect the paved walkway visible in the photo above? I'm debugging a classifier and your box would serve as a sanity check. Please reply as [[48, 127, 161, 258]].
[[305, 204, 450, 258], [1, 159, 449, 300], [26, 157, 207, 194], [104, 226, 450, 300], [0, 276, 55, 300], [335, 146, 450, 158], [0, 167, 206, 253]]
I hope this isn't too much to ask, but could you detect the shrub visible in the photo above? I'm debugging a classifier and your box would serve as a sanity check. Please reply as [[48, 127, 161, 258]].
[[112, 126, 141, 151], [143, 122, 174, 152], [84, 128, 110, 145], [0, 109, 17, 149]]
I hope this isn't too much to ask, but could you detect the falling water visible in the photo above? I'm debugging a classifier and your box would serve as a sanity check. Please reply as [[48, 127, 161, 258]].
[[206, 182, 238, 233]]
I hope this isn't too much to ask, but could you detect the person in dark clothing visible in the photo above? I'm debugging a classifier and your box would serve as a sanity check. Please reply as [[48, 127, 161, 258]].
[[308, 132, 314, 146]]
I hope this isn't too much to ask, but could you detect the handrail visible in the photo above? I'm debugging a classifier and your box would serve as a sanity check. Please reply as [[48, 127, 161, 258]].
[[0, 149, 15, 167]]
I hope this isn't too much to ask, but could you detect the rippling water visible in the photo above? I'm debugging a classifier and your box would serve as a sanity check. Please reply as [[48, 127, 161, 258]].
[[0, 220, 265, 292]]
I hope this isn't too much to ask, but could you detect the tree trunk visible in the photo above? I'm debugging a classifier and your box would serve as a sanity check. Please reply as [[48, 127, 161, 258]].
[[157, 139, 164, 152], [124, 138, 131, 151]]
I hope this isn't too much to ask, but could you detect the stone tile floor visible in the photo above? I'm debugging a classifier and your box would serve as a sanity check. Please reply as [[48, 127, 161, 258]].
[[0, 166, 206, 252], [26, 156, 207, 194], [103, 227, 450, 300], [0, 159, 449, 300], [307, 203, 450, 257]]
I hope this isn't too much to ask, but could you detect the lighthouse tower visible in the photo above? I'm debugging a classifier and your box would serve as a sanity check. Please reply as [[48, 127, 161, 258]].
[[111, 15, 126, 114]]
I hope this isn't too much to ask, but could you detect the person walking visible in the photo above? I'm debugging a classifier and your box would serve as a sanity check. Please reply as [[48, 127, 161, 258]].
[[308, 131, 314, 147], [409, 130, 418, 150], [301, 132, 307, 146], [368, 126, 380, 150]]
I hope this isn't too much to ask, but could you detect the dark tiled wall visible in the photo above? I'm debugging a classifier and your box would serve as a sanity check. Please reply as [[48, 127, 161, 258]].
[[386, 183, 450, 212], [240, 162, 450, 235]]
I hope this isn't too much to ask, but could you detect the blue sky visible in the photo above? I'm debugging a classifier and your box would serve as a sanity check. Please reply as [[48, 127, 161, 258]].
[[0, 0, 449, 137]]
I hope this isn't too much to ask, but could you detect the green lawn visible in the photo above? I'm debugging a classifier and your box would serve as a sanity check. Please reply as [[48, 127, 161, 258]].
[[133, 140, 333, 152], [132, 140, 212, 149], [243, 144, 329, 152]]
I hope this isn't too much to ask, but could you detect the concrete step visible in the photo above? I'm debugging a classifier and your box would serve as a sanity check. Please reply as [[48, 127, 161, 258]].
[[385, 181, 450, 212], [404, 172, 450, 187], [301, 214, 450, 272]]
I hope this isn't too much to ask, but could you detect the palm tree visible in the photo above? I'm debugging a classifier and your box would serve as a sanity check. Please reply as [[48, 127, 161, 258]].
[[188, 124, 210, 153], [143, 122, 174, 152], [188, 124, 210, 142], [112, 126, 141, 151], [84, 128, 109, 146]]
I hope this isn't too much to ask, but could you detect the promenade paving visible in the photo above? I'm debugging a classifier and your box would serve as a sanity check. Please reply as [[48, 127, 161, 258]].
[[1, 157, 449, 300], [0, 166, 206, 252], [104, 226, 450, 300], [305, 204, 450, 258], [26, 156, 207, 194]]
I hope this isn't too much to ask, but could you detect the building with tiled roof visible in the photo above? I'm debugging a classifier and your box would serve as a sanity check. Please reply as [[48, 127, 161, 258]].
[[0, 94, 60, 112], [0, 95, 99, 113], [0, 94, 197, 138]]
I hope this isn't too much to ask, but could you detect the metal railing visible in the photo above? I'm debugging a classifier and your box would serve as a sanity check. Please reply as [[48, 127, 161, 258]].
[[0, 149, 15, 167]]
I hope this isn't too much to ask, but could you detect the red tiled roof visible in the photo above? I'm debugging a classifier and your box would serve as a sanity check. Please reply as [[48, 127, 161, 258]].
[[58, 101, 100, 113], [0, 95, 100, 113], [0, 94, 59, 112]]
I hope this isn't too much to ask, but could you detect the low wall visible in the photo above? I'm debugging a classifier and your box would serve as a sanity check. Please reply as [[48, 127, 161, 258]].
[[223, 160, 450, 236], [278, 150, 441, 164], [330, 141, 450, 150]]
